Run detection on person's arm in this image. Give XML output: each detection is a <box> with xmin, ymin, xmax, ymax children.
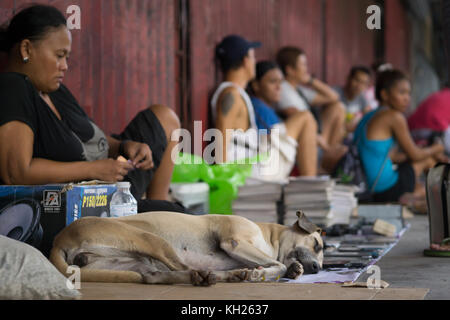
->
<box><xmin>391</xmin><ymin>112</ymin><xmax>444</xmax><ymax>161</ymax></box>
<box><xmin>0</xmin><ymin>121</ymin><xmax>134</xmax><ymax>185</ymax></box>
<box><xmin>107</xmin><ymin>136</ymin><xmax>154</xmax><ymax>170</ymax></box>
<box><xmin>308</xmin><ymin>77</ymin><xmax>340</xmax><ymax>107</ymax></box>
<box><xmin>107</xmin><ymin>136</ymin><xmax>121</xmax><ymax>159</ymax></box>
<box><xmin>363</xmin><ymin>105</ymin><xmax>372</xmax><ymax>114</ymax></box>
<box><xmin>215</xmin><ymin>88</ymin><xmax>243</xmax><ymax>163</ymax></box>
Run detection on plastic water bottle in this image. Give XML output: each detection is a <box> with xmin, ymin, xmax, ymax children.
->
<box><xmin>109</xmin><ymin>182</ymin><xmax>138</xmax><ymax>217</ymax></box>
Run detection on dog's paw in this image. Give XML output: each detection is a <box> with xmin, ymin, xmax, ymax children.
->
<box><xmin>248</xmin><ymin>267</ymin><xmax>265</xmax><ymax>282</ymax></box>
<box><xmin>285</xmin><ymin>261</ymin><xmax>304</xmax><ymax>279</ymax></box>
<box><xmin>190</xmin><ymin>270</ymin><xmax>217</xmax><ymax>286</ymax></box>
<box><xmin>227</xmin><ymin>269</ymin><xmax>252</xmax><ymax>282</ymax></box>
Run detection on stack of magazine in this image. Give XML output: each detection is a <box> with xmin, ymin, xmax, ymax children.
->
<box><xmin>232</xmin><ymin>177</ymin><xmax>284</xmax><ymax>223</ymax></box>
<box><xmin>283</xmin><ymin>176</ymin><xmax>358</xmax><ymax>227</ymax></box>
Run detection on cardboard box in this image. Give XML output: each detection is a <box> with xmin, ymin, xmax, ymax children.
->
<box><xmin>0</xmin><ymin>182</ymin><xmax>117</xmax><ymax>257</ymax></box>
<box><xmin>78</xmin><ymin>282</ymin><xmax>430</xmax><ymax>300</ymax></box>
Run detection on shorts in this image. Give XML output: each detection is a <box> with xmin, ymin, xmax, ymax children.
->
<box><xmin>252</xmin><ymin>123</ymin><xmax>297</xmax><ymax>182</ymax></box>
<box><xmin>113</xmin><ymin>108</ymin><xmax>186</xmax><ymax>213</ymax></box>
<box><xmin>373</xmin><ymin>162</ymin><xmax>416</xmax><ymax>203</ymax></box>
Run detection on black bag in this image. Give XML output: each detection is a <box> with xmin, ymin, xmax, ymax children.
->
<box><xmin>332</xmin><ymin>142</ymin><xmax>371</xmax><ymax>201</ymax></box>
<box><xmin>426</xmin><ymin>163</ymin><xmax>450</xmax><ymax>245</ymax></box>
<box><xmin>332</xmin><ymin>138</ymin><xmax>390</xmax><ymax>202</ymax></box>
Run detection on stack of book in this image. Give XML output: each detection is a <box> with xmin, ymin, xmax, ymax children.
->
<box><xmin>232</xmin><ymin>178</ymin><xmax>283</xmax><ymax>223</ymax></box>
<box><xmin>283</xmin><ymin>176</ymin><xmax>334</xmax><ymax>225</ymax></box>
<box><xmin>283</xmin><ymin>177</ymin><xmax>358</xmax><ymax>227</ymax></box>
<box><xmin>327</xmin><ymin>184</ymin><xmax>359</xmax><ymax>226</ymax></box>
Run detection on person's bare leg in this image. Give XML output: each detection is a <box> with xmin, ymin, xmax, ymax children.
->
<box><xmin>145</xmin><ymin>104</ymin><xmax>181</xmax><ymax>200</ymax></box>
<box><xmin>319</xmin><ymin>101</ymin><xmax>346</xmax><ymax>147</ymax></box>
<box><xmin>412</xmin><ymin>156</ymin><xmax>436</xmax><ymax>195</ymax></box>
<box><xmin>320</xmin><ymin>144</ymin><xmax>349</xmax><ymax>174</ymax></box>
<box><xmin>283</xmin><ymin>111</ymin><xmax>318</xmax><ymax>176</ymax></box>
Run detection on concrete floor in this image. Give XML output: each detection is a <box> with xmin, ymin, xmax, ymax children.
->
<box><xmin>356</xmin><ymin>215</ymin><xmax>450</xmax><ymax>300</ymax></box>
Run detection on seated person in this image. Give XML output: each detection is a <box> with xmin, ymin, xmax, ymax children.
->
<box><xmin>0</xmin><ymin>5</ymin><xmax>184</xmax><ymax>213</ymax></box>
<box><xmin>335</xmin><ymin>66</ymin><xmax>372</xmax><ymax>134</ymax></box>
<box><xmin>354</xmin><ymin>69</ymin><xmax>445</xmax><ymax>203</ymax></box>
<box><xmin>408</xmin><ymin>85</ymin><xmax>450</xmax><ymax>156</ymax></box>
<box><xmin>275</xmin><ymin>46</ymin><xmax>346</xmax><ymax>151</ymax></box>
<box><xmin>211</xmin><ymin>35</ymin><xmax>316</xmax><ymax>180</ymax></box>
<box><xmin>248</xmin><ymin>61</ymin><xmax>317</xmax><ymax>176</ymax></box>
<box><xmin>364</xmin><ymin>62</ymin><xmax>393</xmax><ymax>111</ymax></box>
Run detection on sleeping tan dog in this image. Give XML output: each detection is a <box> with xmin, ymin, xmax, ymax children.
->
<box><xmin>50</xmin><ymin>210</ymin><xmax>323</xmax><ymax>286</ymax></box>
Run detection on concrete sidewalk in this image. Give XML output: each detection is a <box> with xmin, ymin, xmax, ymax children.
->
<box><xmin>356</xmin><ymin>215</ymin><xmax>450</xmax><ymax>300</ymax></box>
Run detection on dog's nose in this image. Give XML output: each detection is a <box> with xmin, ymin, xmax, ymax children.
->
<box><xmin>302</xmin><ymin>261</ymin><xmax>320</xmax><ymax>274</ymax></box>
<box><xmin>311</xmin><ymin>261</ymin><xmax>320</xmax><ymax>274</ymax></box>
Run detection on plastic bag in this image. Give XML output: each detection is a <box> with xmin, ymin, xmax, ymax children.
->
<box><xmin>171</xmin><ymin>153</ymin><xmax>253</xmax><ymax>214</ymax></box>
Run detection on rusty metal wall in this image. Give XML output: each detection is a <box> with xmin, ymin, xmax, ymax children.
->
<box><xmin>0</xmin><ymin>0</ymin><xmax>178</xmax><ymax>135</ymax></box>
<box><xmin>325</xmin><ymin>0</ymin><xmax>377</xmax><ymax>86</ymax></box>
<box><xmin>188</xmin><ymin>0</ymin><xmax>325</xmax><ymax>128</ymax></box>
<box><xmin>0</xmin><ymin>0</ymin><xmax>410</xmax><ymax>137</ymax></box>
<box><xmin>385</xmin><ymin>0</ymin><xmax>411</xmax><ymax>73</ymax></box>
<box><xmin>188</xmin><ymin>0</ymin><xmax>380</xmax><ymax>128</ymax></box>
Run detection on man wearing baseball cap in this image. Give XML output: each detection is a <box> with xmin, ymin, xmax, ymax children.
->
<box><xmin>211</xmin><ymin>34</ymin><xmax>262</xmax><ymax>164</ymax></box>
<box><xmin>211</xmin><ymin>35</ymin><xmax>315</xmax><ymax>180</ymax></box>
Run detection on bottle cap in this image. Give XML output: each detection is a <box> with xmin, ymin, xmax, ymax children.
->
<box><xmin>116</xmin><ymin>181</ymin><xmax>131</xmax><ymax>188</ymax></box>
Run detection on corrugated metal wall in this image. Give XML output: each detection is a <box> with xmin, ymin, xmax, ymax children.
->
<box><xmin>325</xmin><ymin>0</ymin><xmax>377</xmax><ymax>85</ymax></box>
<box><xmin>0</xmin><ymin>0</ymin><xmax>411</xmax><ymax>137</ymax></box>
<box><xmin>189</xmin><ymin>0</ymin><xmax>380</xmax><ymax>128</ymax></box>
<box><xmin>0</xmin><ymin>0</ymin><xmax>177</xmax><ymax>135</ymax></box>
<box><xmin>189</xmin><ymin>0</ymin><xmax>324</xmax><ymax>128</ymax></box>
<box><xmin>385</xmin><ymin>0</ymin><xmax>411</xmax><ymax>74</ymax></box>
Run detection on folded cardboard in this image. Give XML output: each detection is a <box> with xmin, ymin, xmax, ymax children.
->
<box><xmin>78</xmin><ymin>282</ymin><xmax>429</xmax><ymax>300</ymax></box>
<box><xmin>0</xmin><ymin>182</ymin><xmax>117</xmax><ymax>257</ymax></box>
<box><xmin>373</xmin><ymin>219</ymin><xmax>397</xmax><ymax>237</ymax></box>
<box><xmin>357</xmin><ymin>204</ymin><xmax>404</xmax><ymax>234</ymax></box>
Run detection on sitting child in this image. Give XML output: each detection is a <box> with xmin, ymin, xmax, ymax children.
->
<box><xmin>354</xmin><ymin>69</ymin><xmax>445</xmax><ymax>203</ymax></box>
<box><xmin>248</xmin><ymin>61</ymin><xmax>318</xmax><ymax>177</ymax></box>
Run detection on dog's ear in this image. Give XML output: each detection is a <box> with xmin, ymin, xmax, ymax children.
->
<box><xmin>296</xmin><ymin>210</ymin><xmax>321</xmax><ymax>234</ymax></box>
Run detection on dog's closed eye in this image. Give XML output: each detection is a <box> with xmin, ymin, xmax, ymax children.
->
<box><xmin>314</xmin><ymin>238</ymin><xmax>323</xmax><ymax>253</ymax></box>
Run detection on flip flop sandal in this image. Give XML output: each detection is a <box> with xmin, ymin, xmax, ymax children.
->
<box><xmin>424</xmin><ymin>238</ymin><xmax>450</xmax><ymax>257</ymax></box>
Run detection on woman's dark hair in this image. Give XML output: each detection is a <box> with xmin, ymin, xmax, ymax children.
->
<box><xmin>0</xmin><ymin>4</ymin><xmax>67</xmax><ymax>53</ymax></box>
<box><xmin>247</xmin><ymin>61</ymin><xmax>280</xmax><ymax>95</ymax></box>
<box><xmin>375</xmin><ymin>69</ymin><xmax>409</xmax><ymax>102</ymax></box>
<box><xmin>255</xmin><ymin>61</ymin><xmax>280</xmax><ymax>81</ymax></box>
<box><xmin>276</xmin><ymin>46</ymin><xmax>305</xmax><ymax>76</ymax></box>
<box><xmin>349</xmin><ymin>65</ymin><xmax>371</xmax><ymax>79</ymax></box>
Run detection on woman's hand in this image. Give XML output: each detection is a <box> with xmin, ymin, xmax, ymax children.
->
<box><xmin>300</xmin><ymin>73</ymin><xmax>313</xmax><ymax>86</ymax></box>
<box><xmin>122</xmin><ymin>141</ymin><xmax>154</xmax><ymax>170</ymax></box>
<box><xmin>89</xmin><ymin>158</ymin><xmax>135</xmax><ymax>182</ymax></box>
<box><xmin>431</xmin><ymin>139</ymin><xmax>448</xmax><ymax>162</ymax></box>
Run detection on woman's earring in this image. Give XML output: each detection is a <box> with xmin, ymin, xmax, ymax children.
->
<box><xmin>23</xmin><ymin>57</ymin><xmax>29</xmax><ymax>63</ymax></box>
